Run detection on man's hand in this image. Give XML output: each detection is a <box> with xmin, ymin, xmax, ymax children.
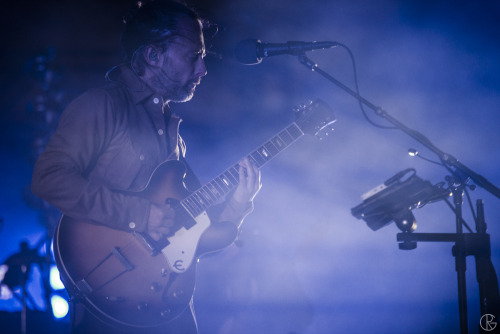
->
<box><xmin>232</xmin><ymin>157</ymin><xmax>261</xmax><ymax>205</ymax></box>
<box><xmin>147</xmin><ymin>202</ymin><xmax>175</xmax><ymax>241</ymax></box>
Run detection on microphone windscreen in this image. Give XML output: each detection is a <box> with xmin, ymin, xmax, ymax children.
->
<box><xmin>234</xmin><ymin>39</ymin><xmax>262</xmax><ymax>65</ymax></box>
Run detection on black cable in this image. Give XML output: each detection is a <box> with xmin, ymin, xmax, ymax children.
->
<box><xmin>464</xmin><ymin>187</ymin><xmax>478</xmax><ymax>228</ymax></box>
<box><xmin>335</xmin><ymin>42</ymin><xmax>397</xmax><ymax>130</ymax></box>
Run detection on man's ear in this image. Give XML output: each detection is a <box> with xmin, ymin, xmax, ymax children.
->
<box><xmin>144</xmin><ymin>45</ymin><xmax>163</xmax><ymax>67</ymax></box>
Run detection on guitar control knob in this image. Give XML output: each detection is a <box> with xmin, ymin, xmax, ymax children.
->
<box><xmin>160</xmin><ymin>309</ymin><xmax>171</xmax><ymax>317</ymax></box>
<box><xmin>172</xmin><ymin>289</ymin><xmax>184</xmax><ymax>298</ymax></box>
<box><xmin>105</xmin><ymin>296</ymin><xmax>124</xmax><ymax>303</ymax></box>
<box><xmin>137</xmin><ymin>302</ymin><xmax>149</xmax><ymax>311</ymax></box>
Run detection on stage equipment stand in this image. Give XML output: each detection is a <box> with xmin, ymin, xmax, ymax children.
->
<box><xmin>296</xmin><ymin>52</ymin><xmax>500</xmax><ymax>333</ymax></box>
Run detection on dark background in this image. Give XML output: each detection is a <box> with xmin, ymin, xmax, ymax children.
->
<box><xmin>1</xmin><ymin>0</ymin><xmax>500</xmax><ymax>333</ymax></box>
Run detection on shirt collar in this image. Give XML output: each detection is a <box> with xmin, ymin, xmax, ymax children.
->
<box><xmin>106</xmin><ymin>65</ymin><xmax>159</xmax><ymax>105</ymax></box>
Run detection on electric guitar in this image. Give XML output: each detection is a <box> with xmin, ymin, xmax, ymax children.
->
<box><xmin>53</xmin><ymin>99</ymin><xmax>336</xmax><ymax>329</ymax></box>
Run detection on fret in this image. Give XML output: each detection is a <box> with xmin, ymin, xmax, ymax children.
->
<box><xmin>206</xmin><ymin>182</ymin><xmax>223</xmax><ymax>199</ymax></box>
<box><xmin>287</xmin><ymin>123</ymin><xmax>304</xmax><ymax>139</ymax></box>
<box><xmin>250</xmin><ymin>151</ymin><xmax>267</xmax><ymax>167</ymax></box>
<box><xmin>214</xmin><ymin>176</ymin><xmax>231</xmax><ymax>193</ymax></box>
<box><xmin>263</xmin><ymin>141</ymin><xmax>280</xmax><ymax>156</ymax></box>
<box><xmin>199</xmin><ymin>187</ymin><xmax>215</xmax><ymax>204</ymax></box>
<box><xmin>183</xmin><ymin>197</ymin><xmax>201</xmax><ymax>215</ymax></box>
<box><xmin>204</xmin><ymin>185</ymin><xmax>217</xmax><ymax>201</ymax></box>
<box><xmin>191</xmin><ymin>193</ymin><xmax>207</xmax><ymax>211</ymax></box>
<box><xmin>191</xmin><ymin>206</ymin><xmax>202</xmax><ymax>217</ymax></box>
<box><xmin>197</xmin><ymin>191</ymin><xmax>210</xmax><ymax>208</ymax></box>
<box><xmin>270</xmin><ymin>136</ymin><xmax>286</xmax><ymax>151</ymax></box>
<box><xmin>224</xmin><ymin>169</ymin><xmax>238</xmax><ymax>184</ymax></box>
<box><xmin>209</xmin><ymin>179</ymin><xmax>224</xmax><ymax>194</ymax></box>
<box><xmin>181</xmin><ymin>201</ymin><xmax>196</xmax><ymax>217</ymax></box>
<box><xmin>247</xmin><ymin>154</ymin><xmax>259</xmax><ymax>166</ymax></box>
<box><xmin>257</xmin><ymin>145</ymin><xmax>274</xmax><ymax>160</ymax></box>
<box><xmin>278</xmin><ymin>129</ymin><xmax>294</xmax><ymax>145</ymax></box>
<box><xmin>186</xmin><ymin>195</ymin><xmax>203</xmax><ymax>215</ymax></box>
<box><xmin>219</xmin><ymin>174</ymin><xmax>233</xmax><ymax>188</ymax></box>
<box><xmin>216</xmin><ymin>173</ymin><xmax>236</xmax><ymax>194</ymax></box>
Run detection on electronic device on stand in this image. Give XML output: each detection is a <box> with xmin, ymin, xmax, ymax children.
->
<box><xmin>296</xmin><ymin>48</ymin><xmax>500</xmax><ymax>334</ymax></box>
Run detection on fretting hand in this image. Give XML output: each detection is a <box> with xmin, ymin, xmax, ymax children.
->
<box><xmin>231</xmin><ymin>157</ymin><xmax>261</xmax><ymax>206</ymax></box>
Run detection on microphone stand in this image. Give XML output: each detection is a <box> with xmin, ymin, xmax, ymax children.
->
<box><xmin>296</xmin><ymin>53</ymin><xmax>500</xmax><ymax>333</ymax></box>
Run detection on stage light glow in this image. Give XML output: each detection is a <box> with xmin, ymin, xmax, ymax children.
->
<box><xmin>408</xmin><ymin>148</ymin><xmax>418</xmax><ymax>157</ymax></box>
<box><xmin>50</xmin><ymin>238</ymin><xmax>55</xmax><ymax>259</ymax></box>
<box><xmin>49</xmin><ymin>265</ymin><xmax>65</xmax><ymax>290</ymax></box>
<box><xmin>0</xmin><ymin>284</ymin><xmax>13</xmax><ymax>300</ymax></box>
<box><xmin>0</xmin><ymin>264</ymin><xmax>7</xmax><ymax>281</ymax></box>
<box><xmin>50</xmin><ymin>294</ymin><xmax>69</xmax><ymax>319</ymax></box>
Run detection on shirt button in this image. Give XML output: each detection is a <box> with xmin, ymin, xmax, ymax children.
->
<box><xmin>139</xmin><ymin>155</ymin><xmax>145</xmax><ymax>161</ymax></box>
<box><xmin>129</xmin><ymin>222</ymin><xmax>136</xmax><ymax>229</ymax></box>
<box><xmin>153</xmin><ymin>97</ymin><xmax>160</xmax><ymax>104</ymax></box>
<box><xmin>158</xmin><ymin>129</ymin><xmax>164</xmax><ymax>135</ymax></box>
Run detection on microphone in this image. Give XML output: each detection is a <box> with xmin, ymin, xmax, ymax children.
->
<box><xmin>234</xmin><ymin>38</ymin><xmax>338</xmax><ymax>65</ymax></box>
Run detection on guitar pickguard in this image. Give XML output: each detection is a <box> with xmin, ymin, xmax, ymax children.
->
<box><xmin>161</xmin><ymin>211</ymin><xmax>211</xmax><ymax>273</ymax></box>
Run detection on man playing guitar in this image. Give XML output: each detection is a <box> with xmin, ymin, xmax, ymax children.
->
<box><xmin>31</xmin><ymin>1</ymin><xmax>261</xmax><ymax>333</ymax></box>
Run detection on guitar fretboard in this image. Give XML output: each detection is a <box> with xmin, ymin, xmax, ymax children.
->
<box><xmin>181</xmin><ymin>122</ymin><xmax>304</xmax><ymax>217</ymax></box>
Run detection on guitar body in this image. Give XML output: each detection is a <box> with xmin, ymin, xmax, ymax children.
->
<box><xmin>54</xmin><ymin>160</ymin><xmax>237</xmax><ymax>329</ymax></box>
<box><xmin>53</xmin><ymin>99</ymin><xmax>336</xmax><ymax>329</ymax></box>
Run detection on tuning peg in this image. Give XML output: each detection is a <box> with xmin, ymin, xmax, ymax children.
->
<box><xmin>293</xmin><ymin>100</ymin><xmax>313</xmax><ymax>111</ymax></box>
<box><xmin>293</xmin><ymin>99</ymin><xmax>314</xmax><ymax>119</ymax></box>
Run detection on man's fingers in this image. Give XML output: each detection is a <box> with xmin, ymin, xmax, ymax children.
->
<box><xmin>239</xmin><ymin>158</ymin><xmax>258</xmax><ymax>181</ymax></box>
<box><xmin>150</xmin><ymin>231</ymin><xmax>162</xmax><ymax>242</ymax></box>
<box><xmin>235</xmin><ymin>158</ymin><xmax>261</xmax><ymax>202</ymax></box>
<box><xmin>148</xmin><ymin>203</ymin><xmax>176</xmax><ymax>241</ymax></box>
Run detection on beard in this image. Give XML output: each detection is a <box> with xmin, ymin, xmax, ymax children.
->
<box><xmin>152</xmin><ymin>67</ymin><xmax>200</xmax><ymax>103</ymax></box>
<box><xmin>168</xmin><ymin>81</ymin><xmax>198</xmax><ymax>103</ymax></box>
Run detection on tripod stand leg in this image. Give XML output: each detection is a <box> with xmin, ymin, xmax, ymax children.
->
<box><xmin>476</xmin><ymin>257</ymin><xmax>500</xmax><ymax>332</ymax></box>
<box><xmin>454</xmin><ymin>239</ymin><xmax>469</xmax><ymax>334</ymax></box>
<box><xmin>475</xmin><ymin>199</ymin><xmax>500</xmax><ymax>332</ymax></box>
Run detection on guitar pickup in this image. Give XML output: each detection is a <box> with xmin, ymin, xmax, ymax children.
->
<box><xmin>134</xmin><ymin>232</ymin><xmax>170</xmax><ymax>256</ymax></box>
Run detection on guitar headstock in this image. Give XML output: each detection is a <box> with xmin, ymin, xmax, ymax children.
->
<box><xmin>295</xmin><ymin>99</ymin><xmax>336</xmax><ymax>139</ymax></box>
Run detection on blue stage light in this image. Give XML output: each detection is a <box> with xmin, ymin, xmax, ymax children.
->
<box><xmin>50</xmin><ymin>294</ymin><xmax>69</xmax><ymax>319</ymax></box>
<box><xmin>49</xmin><ymin>265</ymin><xmax>65</xmax><ymax>290</ymax></box>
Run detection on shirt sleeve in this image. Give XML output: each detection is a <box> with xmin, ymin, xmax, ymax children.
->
<box><xmin>31</xmin><ymin>88</ymin><xmax>150</xmax><ymax>233</ymax></box>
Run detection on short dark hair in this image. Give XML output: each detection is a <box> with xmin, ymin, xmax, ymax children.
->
<box><xmin>121</xmin><ymin>0</ymin><xmax>201</xmax><ymax>61</ymax></box>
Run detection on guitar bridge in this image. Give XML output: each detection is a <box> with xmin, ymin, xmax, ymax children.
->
<box><xmin>74</xmin><ymin>246</ymin><xmax>136</xmax><ymax>294</ymax></box>
<box><xmin>111</xmin><ymin>247</ymin><xmax>135</xmax><ymax>271</ymax></box>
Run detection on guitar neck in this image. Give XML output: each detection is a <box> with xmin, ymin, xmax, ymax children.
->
<box><xmin>181</xmin><ymin>122</ymin><xmax>304</xmax><ymax>217</ymax></box>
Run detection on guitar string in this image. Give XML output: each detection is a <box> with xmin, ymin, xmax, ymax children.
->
<box><xmin>182</xmin><ymin>123</ymin><xmax>303</xmax><ymax>218</ymax></box>
<box><xmin>90</xmin><ymin>121</ymin><xmax>307</xmax><ymax>287</ymax></box>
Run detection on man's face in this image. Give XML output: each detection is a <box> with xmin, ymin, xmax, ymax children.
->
<box><xmin>159</xmin><ymin>18</ymin><xmax>207</xmax><ymax>103</ymax></box>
